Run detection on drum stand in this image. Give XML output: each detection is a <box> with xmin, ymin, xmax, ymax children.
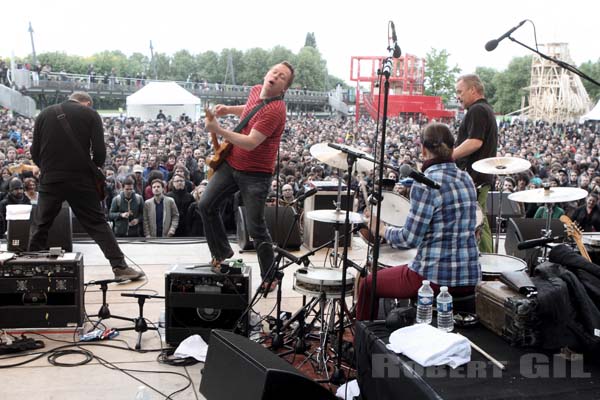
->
<box><xmin>493</xmin><ymin>177</ymin><xmax>507</xmax><ymax>254</ymax></box>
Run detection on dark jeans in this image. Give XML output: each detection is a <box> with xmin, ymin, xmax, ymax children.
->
<box><xmin>29</xmin><ymin>181</ymin><xmax>127</xmax><ymax>268</ymax></box>
<box><xmin>198</xmin><ymin>162</ymin><xmax>273</xmax><ymax>278</ymax></box>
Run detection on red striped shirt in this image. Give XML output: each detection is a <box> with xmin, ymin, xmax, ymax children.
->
<box><xmin>226</xmin><ymin>85</ymin><xmax>286</xmax><ymax>174</ymax></box>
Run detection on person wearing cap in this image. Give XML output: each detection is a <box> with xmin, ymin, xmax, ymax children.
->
<box><xmin>0</xmin><ymin>178</ymin><xmax>31</xmax><ymax>238</ymax></box>
<box><xmin>29</xmin><ymin>91</ymin><xmax>144</xmax><ymax>281</ymax></box>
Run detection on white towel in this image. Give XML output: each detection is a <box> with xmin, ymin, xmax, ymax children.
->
<box><xmin>386</xmin><ymin>324</ymin><xmax>471</xmax><ymax>368</ymax></box>
<box><xmin>174</xmin><ymin>334</ymin><xmax>209</xmax><ymax>362</ymax></box>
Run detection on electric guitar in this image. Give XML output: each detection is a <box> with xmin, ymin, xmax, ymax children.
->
<box><xmin>204</xmin><ymin>107</ymin><xmax>233</xmax><ymax>178</ymax></box>
<box><xmin>560</xmin><ymin>214</ymin><xmax>591</xmax><ymax>262</ymax></box>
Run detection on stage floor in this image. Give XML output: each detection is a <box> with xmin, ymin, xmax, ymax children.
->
<box><xmin>0</xmin><ymin>235</ymin><xmax>509</xmax><ymax>399</ymax></box>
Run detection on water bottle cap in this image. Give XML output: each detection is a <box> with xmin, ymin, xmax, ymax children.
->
<box><xmin>422</xmin><ymin>280</ymin><xmax>430</xmax><ymax>285</ymax></box>
<box><xmin>440</xmin><ymin>286</ymin><xmax>448</xmax><ymax>292</ymax></box>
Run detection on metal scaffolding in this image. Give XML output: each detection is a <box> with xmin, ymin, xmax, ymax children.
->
<box><xmin>527</xmin><ymin>43</ymin><xmax>591</xmax><ymax>122</ymax></box>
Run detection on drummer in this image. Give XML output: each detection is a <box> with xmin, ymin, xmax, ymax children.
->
<box><xmin>356</xmin><ymin>123</ymin><xmax>481</xmax><ymax>320</ymax></box>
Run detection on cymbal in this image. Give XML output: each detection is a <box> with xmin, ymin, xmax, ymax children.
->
<box><xmin>309</xmin><ymin>143</ymin><xmax>372</xmax><ymax>172</ymax></box>
<box><xmin>508</xmin><ymin>187</ymin><xmax>588</xmax><ymax>204</ymax></box>
<box><xmin>306</xmin><ymin>209</ymin><xmax>365</xmax><ymax>224</ymax></box>
<box><xmin>472</xmin><ymin>157</ymin><xmax>531</xmax><ymax>175</ymax></box>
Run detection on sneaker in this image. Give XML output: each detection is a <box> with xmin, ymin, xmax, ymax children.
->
<box><xmin>113</xmin><ymin>266</ymin><xmax>145</xmax><ymax>281</ymax></box>
<box><xmin>260</xmin><ymin>279</ymin><xmax>279</xmax><ymax>293</ymax></box>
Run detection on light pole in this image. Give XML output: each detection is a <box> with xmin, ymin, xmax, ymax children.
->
<box><xmin>28</xmin><ymin>22</ymin><xmax>37</xmax><ymax>66</ymax></box>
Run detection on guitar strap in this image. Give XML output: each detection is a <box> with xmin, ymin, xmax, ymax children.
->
<box><xmin>232</xmin><ymin>94</ymin><xmax>284</xmax><ymax>133</ymax></box>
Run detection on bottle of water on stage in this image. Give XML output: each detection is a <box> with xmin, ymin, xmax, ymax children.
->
<box><xmin>436</xmin><ymin>286</ymin><xmax>454</xmax><ymax>332</ymax></box>
<box><xmin>416</xmin><ymin>280</ymin><xmax>433</xmax><ymax>324</ymax></box>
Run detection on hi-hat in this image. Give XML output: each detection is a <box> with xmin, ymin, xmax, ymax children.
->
<box><xmin>309</xmin><ymin>143</ymin><xmax>372</xmax><ymax>172</ymax></box>
<box><xmin>307</xmin><ymin>209</ymin><xmax>365</xmax><ymax>224</ymax></box>
<box><xmin>508</xmin><ymin>187</ymin><xmax>588</xmax><ymax>204</ymax></box>
<box><xmin>472</xmin><ymin>157</ymin><xmax>531</xmax><ymax>175</ymax></box>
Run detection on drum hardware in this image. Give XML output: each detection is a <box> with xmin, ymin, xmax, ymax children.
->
<box><xmin>508</xmin><ymin>185</ymin><xmax>587</xmax><ymax>263</ymax></box>
<box><xmin>479</xmin><ymin>253</ymin><xmax>527</xmax><ymax>281</ymax></box>
<box><xmin>473</xmin><ymin>156</ymin><xmax>531</xmax><ymax>254</ymax></box>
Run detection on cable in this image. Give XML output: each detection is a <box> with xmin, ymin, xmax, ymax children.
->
<box><xmin>48</xmin><ymin>348</ymin><xmax>94</xmax><ymax>366</ymax></box>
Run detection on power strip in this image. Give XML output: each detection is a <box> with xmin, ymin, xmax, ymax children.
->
<box><xmin>0</xmin><ymin>337</ymin><xmax>45</xmax><ymax>354</ymax></box>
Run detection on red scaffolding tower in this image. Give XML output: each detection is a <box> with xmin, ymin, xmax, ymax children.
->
<box><xmin>350</xmin><ymin>55</ymin><xmax>454</xmax><ymax>123</ymax></box>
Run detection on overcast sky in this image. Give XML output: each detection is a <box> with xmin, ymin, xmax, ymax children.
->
<box><xmin>2</xmin><ymin>0</ymin><xmax>598</xmax><ymax>85</ymax></box>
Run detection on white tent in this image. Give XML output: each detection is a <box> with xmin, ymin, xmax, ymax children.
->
<box><xmin>580</xmin><ymin>100</ymin><xmax>600</xmax><ymax>122</ymax></box>
<box><xmin>126</xmin><ymin>81</ymin><xmax>201</xmax><ymax>121</ymax></box>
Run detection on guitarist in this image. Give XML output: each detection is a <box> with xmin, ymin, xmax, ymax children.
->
<box><xmin>200</xmin><ymin>62</ymin><xmax>295</xmax><ymax>293</ymax></box>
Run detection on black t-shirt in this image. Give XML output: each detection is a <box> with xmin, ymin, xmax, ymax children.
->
<box><xmin>456</xmin><ymin>99</ymin><xmax>497</xmax><ymax>187</ymax></box>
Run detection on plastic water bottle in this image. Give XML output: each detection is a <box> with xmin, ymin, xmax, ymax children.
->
<box><xmin>135</xmin><ymin>385</ymin><xmax>151</xmax><ymax>400</ymax></box>
<box><xmin>158</xmin><ymin>308</ymin><xmax>166</xmax><ymax>343</ymax></box>
<box><xmin>436</xmin><ymin>286</ymin><xmax>454</xmax><ymax>332</ymax></box>
<box><xmin>416</xmin><ymin>280</ymin><xmax>434</xmax><ymax>324</ymax></box>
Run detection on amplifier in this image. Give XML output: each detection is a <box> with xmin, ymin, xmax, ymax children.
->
<box><xmin>0</xmin><ymin>253</ymin><xmax>84</xmax><ymax>328</ymax></box>
<box><xmin>165</xmin><ymin>264</ymin><xmax>251</xmax><ymax>345</ymax></box>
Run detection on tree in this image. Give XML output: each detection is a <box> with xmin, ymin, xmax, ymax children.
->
<box><xmin>171</xmin><ymin>50</ymin><xmax>196</xmax><ymax>81</ymax></box>
<box><xmin>90</xmin><ymin>50</ymin><xmax>129</xmax><ymax>76</ymax></box>
<box><xmin>237</xmin><ymin>48</ymin><xmax>270</xmax><ymax>86</ymax></box>
<box><xmin>491</xmin><ymin>55</ymin><xmax>532</xmax><ymax>115</ymax></box>
<box><xmin>580</xmin><ymin>58</ymin><xmax>600</xmax><ymax>102</ymax></box>
<box><xmin>153</xmin><ymin>52</ymin><xmax>172</xmax><ymax>80</ymax></box>
<box><xmin>424</xmin><ymin>48</ymin><xmax>461</xmax><ymax>104</ymax></box>
<box><xmin>304</xmin><ymin>32</ymin><xmax>317</xmax><ymax>48</ymax></box>
<box><xmin>37</xmin><ymin>51</ymin><xmax>86</xmax><ymax>74</ymax></box>
<box><xmin>195</xmin><ymin>51</ymin><xmax>220</xmax><ymax>83</ymax></box>
<box><xmin>295</xmin><ymin>46</ymin><xmax>326</xmax><ymax>91</ymax></box>
<box><xmin>475</xmin><ymin>66</ymin><xmax>498</xmax><ymax>104</ymax></box>
<box><xmin>126</xmin><ymin>53</ymin><xmax>150</xmax><ymax>78</ymax></box>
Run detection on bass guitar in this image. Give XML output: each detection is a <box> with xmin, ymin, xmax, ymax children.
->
<box><xmin>560</xmin><ymin>214</ymin><xmax>591</xmax><ymax>262</ymax></box>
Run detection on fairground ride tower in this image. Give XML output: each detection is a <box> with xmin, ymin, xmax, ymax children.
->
<box><xmin>350</xmin><ymin>55</ymin><xmax>454</xmax><ymax>123</ymax></box>
<box><xmin>527</xmin><ymin>43</ymin><xmax>591</xmax><ymax>122</ymax></box>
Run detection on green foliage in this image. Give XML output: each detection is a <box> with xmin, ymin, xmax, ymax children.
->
<box><xmin>424</xmin><ymin>48</ymin><xmax>461</xmax><ymax>104</ymax></box>
<box><xmin>37</xmin><ymin>51</ymin><xmax>86</xmax><ymax>74</ymax></box>
<box><xmin>580</xmin><ymin>58</ymin><xmax>600</xmax><ymax>102</ymax></box>
<box><xmin>304</xmin><ymin>32</ymin><xmax>317</xmax><ymax>48</ymax></box>
<box><xmin>296</xmin><ymin>46</ymin><xmax>326</xmax><ymax>90</ymax></box>
<box><xmin>474</xmin><ymin>66</ymin><xmax>498</xmax><ymax>104</ymax></box>
<box><xmin>491</xmin><ymin>55</ymin><xmax>532</xmax><ymax>114</ymax></box>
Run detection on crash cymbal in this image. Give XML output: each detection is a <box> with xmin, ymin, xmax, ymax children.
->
<box><xmin>472</xmin><ymin>157</ymin><xmax>531</xmax><ymax>175</ymax></box>
<box><xmin>309</xmin><ymin>143</ymin><xmax>372</xmax><ymax>172</ymax></box>
<box><xmin>508</xmin><ymin>187</ymin><xmax>588</xmax><ymax>204</ymax></box>
<box><xmin>306</xmin><ymin>209</ymin><xmax>365</xmax><ymax>224</ymax></box>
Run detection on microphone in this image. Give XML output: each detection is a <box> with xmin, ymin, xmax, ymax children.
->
<box><xmin>517</xmin><ymin>236</ymin><xmax>563</xmax><ymax>250</ymax></box>
<box><xmin>485</xmin><ymin>20</ymin><xmax>527</xmax><ymax>51</ymax></box>
<box><xmin>327</xmin><ymin>142</ymin><xmax>366</xmax><ymax>159</ymax></box>
<box><xmin>289</xmin><ymin>187</ymin><xmax>318</xmax><ymax>206</ymax></box>
<box><xmin>399</xmin><ymin>164</ymin><xmax>441</xmax><ymax>189</ymax></box>
<box><xmin>273</xmin><ymin>246</ymin><xmax>301</xmax><ymax>264</ymax></box>
<box><xmin>390</xmin><ymin>21</ymin><xmax>402</xmax><ymax>58</ymax></box>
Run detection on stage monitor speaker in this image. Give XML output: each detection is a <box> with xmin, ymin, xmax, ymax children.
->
<box><xmin>7</xmin><ymin>201</ymin><xmax>73</xmax><ymax>252</ymax></box>
<box><xmin>0</xmin><ymin>252</ymin><xmax>84</xmax><ymax>328</ymax></box>
<box><xmin>200</xmin><ymin>330</ymin><xmax>336</xmax><ymax>400</ymax></box>
<box><xmin>165</xmin><ymin>264</ymin><xmax>250</xmax><ymax>345</ymax></box>
<box><xmin>505</xmin><ymin>217</ymin><xmax>564</xmax><ymax>264</ymax></box>
<box><xmin>486</xmin><ymin>191</ymin><xmax>525</xmax><ymax>232</ymax></box>
<box><xmin>303</xmin><ymin>191</ymin><xmax>353</xmax><ymax>249</ymax></box>
<box><xmin>236</xmin><ymin>206</ymin><xmax>302</xmax><ymax>251</ymax></box>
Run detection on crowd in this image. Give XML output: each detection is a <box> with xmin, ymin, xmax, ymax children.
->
<box><xmin>0</xmin><ymin>105</ymin><xmax>599</xmax><ymax>239</ymax></box>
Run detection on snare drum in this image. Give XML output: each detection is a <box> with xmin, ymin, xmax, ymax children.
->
<box><xmin>373</xmin><ymin>191</ymin><xmax>410</xmax><ymax>227</ymax></box>
<box><xmin>479</xmin><ymin>253</ymin><xmax>526</xmax><ymax>281</ymax></box>
<box><xmin>377</xmin><ymin>246</ymin><xmax>417</xmax><ymax>268</ymax></box>
<box><xmin>293</xmin><ymin>267</ymin><xmax>355</xmax><ymax>299</ymax></box>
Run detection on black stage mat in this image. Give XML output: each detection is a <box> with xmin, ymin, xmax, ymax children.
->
<box><xmin>355</xmin><ymin>321</ymin><xmax>600</xmax><ymax>400</ymax></box>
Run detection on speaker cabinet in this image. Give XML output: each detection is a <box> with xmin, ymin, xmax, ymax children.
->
<box><xmin>303</xmin><ymin>191</ymin><xmax>353</xmax><ymax>249</ymax></box>
<box><xmin>165</xmin><ymin>264</ymin><xmax>250</xmax><ymax>345</ymax></box>
<box><xmin>200</xmin><ymin>330</ymin><xmax>336</xmax><ymax>400</ymax></box>
<box><xmin>236</xmin><ymin>206</ymin><xmax>302</xmax><ymax>251</ymax></box>
<box><xmin>7</xmin><ymin>201</ymin><xmax>73</xmax><ymax>252</ymax></box>
<box><xmin>0</xmin><ymin>253</ymin><xmax>84</xmax><ymax>328</ymax></box>
<box><xmin>485</xmin><ymin>191</ymin><xmax>525</xmax><ymax>232</ymax></box>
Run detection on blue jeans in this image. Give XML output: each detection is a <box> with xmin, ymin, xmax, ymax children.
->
<box><xmin>198</xmin><ymin>162</ymin><xmax>273</xmax><ymax>278</ymax></box>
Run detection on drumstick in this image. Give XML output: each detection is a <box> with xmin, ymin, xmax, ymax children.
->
<box><xmin>456</xmin><ymin>333</ymin><xmax>506</xmax><ymax>370</ymax></box>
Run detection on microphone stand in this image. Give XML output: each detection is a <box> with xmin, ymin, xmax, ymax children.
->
<box><xmin>368</xmin><ymin>57</ymin><xmax>393</xmax><ymax>321</ymax></box>
<box><xmin>507</xmin><ymin>36</ymin><xmax>600</xmax><ymax>87</ymax></box>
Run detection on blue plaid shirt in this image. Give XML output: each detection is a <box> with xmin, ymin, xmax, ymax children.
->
<box><xmin>384</xmin><ymin>162</ymin><xmax>481</xmax><ymax>286</ymax></box>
